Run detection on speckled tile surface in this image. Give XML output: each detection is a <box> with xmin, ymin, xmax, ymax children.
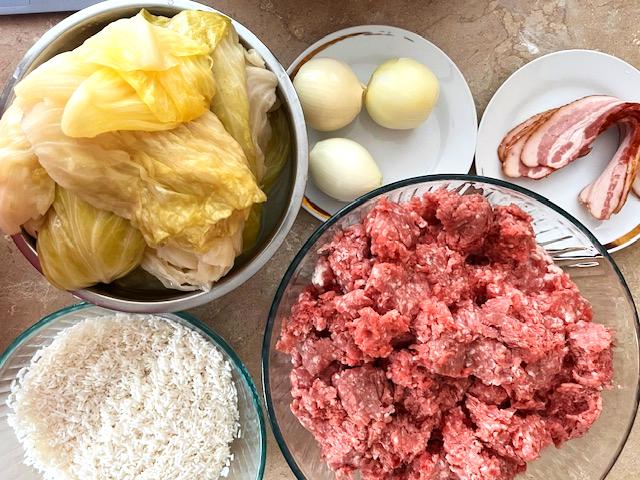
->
<box><xmin>0</xmin><ymin>1</ymin><xmax>638</xmax><ymax>478</ymax></box>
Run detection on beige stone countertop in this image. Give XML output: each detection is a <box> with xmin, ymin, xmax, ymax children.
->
<box><xmin>0</xmin><ymin>1</ymin><xmax>638</xmax><ymax>478</ymax></box>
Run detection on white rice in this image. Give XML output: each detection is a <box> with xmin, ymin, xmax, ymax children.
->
<box><xmin>7</xmin><ymin>314</ymin><xmax>240</xmax><ymax>480</ymax></box>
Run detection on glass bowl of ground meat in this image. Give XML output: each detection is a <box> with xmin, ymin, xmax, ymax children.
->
<box><xmin>262</xmin><ymin>174</ymin><xmax>639</xmax><ymax>480</ymax></box>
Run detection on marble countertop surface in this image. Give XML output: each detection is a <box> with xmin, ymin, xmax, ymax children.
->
<box><xmin>0</xmin><ymin>1</ymin><xmax>638</xmax><ymax>478</ymax></box>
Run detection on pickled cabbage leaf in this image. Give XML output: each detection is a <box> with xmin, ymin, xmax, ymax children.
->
<box><xmin>244</xmin><ymin>48</ymin><xmax>266</xmax><ymax>68</ymax></box>
<box><xmin>37</xmin><ymin>188</ymin><xmax>145</xmax><ymax>291</ymax></box>
<box><xmin>240</xmin><ymin>50</ymin><xmax>282</xmax><ymax>250</ymax></box>
<box><xmin>65</xmin><ymin>68</ymin><xmax>186</xmax><ymax>136</ymax></box>
<box><xmin>142</xmin><ymin>219</ymin><xmax>245</xmax><ymax>292</ymax></box>
<box><xmin>157</xmin><ymin>9</ymin><xmax>231</xmax><ymax>51</ymax></box>
<box><xmin>210</xmin><ymin>26</ymin><xmax>262</xmax><ymax>179</ymax></box>
<box><xmin>13</xmin><ymin>52</ymin><xmax>97</xmax><ymax>110</ymax></box>
<box><xmin>0</xmin><ymin>103</ymin><xmax>54</xmax><ymax>234</ymax></box>
<box><xmin>77</xmin><ymin>11</ymin><xmax>209</xmax><ymax>70</ymax></box>
<box><xmin>242</xmin><ymin>203</ymin><xmax>262</xmax><ymax>251</ymax></box>
<box><xmin>21</xmin><ymin>103</ymin><xmax>265</xmax><ymax>253</ymax></box>
<box><xmin>262</xmin><ymin>107</ymin><xmax>291</xmax><ymax>192</ymax></box>
<box><xmin>246</xmin><ymin>61</ymin><xmax>278</xmax><ymax>172</ymax></box>
<box><xmin>242</xmin><ymin>108</ymin><xmax>291</xmax><ymax>250</ymax></box>
<box><xmin>14</xmin><ymin>9</ymin><xmax>227</xmax><ymax>138</ymax></box>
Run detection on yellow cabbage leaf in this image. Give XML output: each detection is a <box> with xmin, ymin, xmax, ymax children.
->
<box><xmin>246</xmin><ymin>57</ymin><xmax>278</xmax><ymax>176</ymax></box>
<box><xmin>21</xmin><ymin>102</ymin><xmax>266</xmax><ymax>253</ymax></box>
<box><xmin>13</xmin><ymin>52</ymin><xmax>97</xmax><ymax>110</ymax></box>
<box><xmin>210</xmin><ymin>26</ymin><xmax>261</xmax><ymax>179</ymax></box>
<box><xmin>142</xmin><ymin>220</ymin><xmax>245</xmax><ymax>292</ymax></box>
<box><xmin>14</xmin><ymin>9</ymin><xmax>229</xmax><ymax>138</ymax></box>
<box><xmin>148</xmin><ymin>9</ymin><xmax>230</xmax><ymax>51</ymax></box>
<box><xmin>63</xmin><ymin>68</ymin><xmax>181</xmax><ymax>135</ymax></box>
<box><xmin>76</xmin><ymin>11</ymin><xmax>208</xmax><ymax>70</ymax></box>
<box><xmin>37</xmin><ymin>187</ymin><xmax>146</xmax><ymax>291</ymax></box>
<box><xmin>242</xmin><ymin>203</ymin><xmax>262</xmax><ymax>251</ymax></box>
<box><xmin>262</xmin><ymin>108</ymin><xmax>291</xmax><ymax>192</ymax></box>
<box><xmin>0</xmin><ymin>103</ymin><xmax>55</xmax><ymax>234</ymax></box>
<box><xmin>242</xmin><ymin>108</ymin><xmax>291</xmax><ymax>250</ymax></box>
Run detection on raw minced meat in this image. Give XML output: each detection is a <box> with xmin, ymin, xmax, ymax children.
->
<box><xmin>277</xmin><ymin>189</ymin><xmax>613</xmax><ymax>480</ymax></box>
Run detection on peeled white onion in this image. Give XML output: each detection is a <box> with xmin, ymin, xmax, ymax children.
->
<box><xmin>293</xmin><ymin>58</ymin><xmax>364</xmax><ymax>132</ymax></box>
<box><xmin>309</xmin><ymin>138</ymin><xmax>382</xmax><ymax>202</ymax></box>
<box><xmin>365</xmin><ymin>58</ymin><xmax>439</xmax><ymax>130</ymax></box>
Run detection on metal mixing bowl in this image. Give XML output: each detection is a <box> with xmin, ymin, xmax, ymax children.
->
<box><xmin>0</xmin><ymin>0</ymin><xmax>308</xmax><ymax>312</ymax></box>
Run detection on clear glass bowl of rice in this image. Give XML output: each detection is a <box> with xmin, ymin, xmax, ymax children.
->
<box><xmin>0</xmin><ymin>303</ymin><xmax>266</xmax><ymax>480</ymax></box>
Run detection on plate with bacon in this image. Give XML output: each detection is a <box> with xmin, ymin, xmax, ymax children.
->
<box><xmin>476</xmin><ymin>49</ymin><xmax>640</xmax><ymax>251</ymax></box>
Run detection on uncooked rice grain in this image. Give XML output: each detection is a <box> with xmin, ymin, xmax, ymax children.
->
<box><xmin>7</xmin><ymin>314</ymin><xmax>240</xmax><ymax>480</ymax></box>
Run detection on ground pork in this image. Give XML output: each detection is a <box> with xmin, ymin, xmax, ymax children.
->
<box><xmin>277</xmin><ymin>189</ymin><xmax>613</xmax><ymax>480</ymax></box>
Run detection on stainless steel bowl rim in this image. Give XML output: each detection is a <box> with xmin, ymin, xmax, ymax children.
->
<box><xmin>3</xmin><ymin>0</ymin><xmax>308</xmax><ymax>313</ymax></box>
<box><xmin>0</xmin><ymin>302</ymin><xmax>267</xmax><ymax>479</ymax></box>
<box><xmin>261</xmin><ymin>173</ymin><xmax>640</xmax><ymax>480</ymax></box>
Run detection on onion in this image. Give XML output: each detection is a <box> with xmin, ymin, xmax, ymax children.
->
<box><xmin>293</xmin><ymin>58</ymin><xmax>364</xmax><ymax>132</ymax></box>
<box><xmin>309</xmin><ymin>138</ymin><xmax>382</xmax><ymax>202</ymax></box>
<box><xmin>365</xmin><ymin>58</ymin><xmax>439</xmax><ymax>130</ymax></box>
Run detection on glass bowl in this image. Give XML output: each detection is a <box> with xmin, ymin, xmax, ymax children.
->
<box><xmin>262</xmin><ymin>174</ymin><xmax>639</xmax><ymax>480</ymax></box>
<box><xmin>0</xmin><ymin>304</ymin><xmax>266</xmax><ymax>480</ymax></box>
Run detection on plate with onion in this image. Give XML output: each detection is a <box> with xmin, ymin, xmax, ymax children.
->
<box><xmin>288</xmin><ymin>25</ymin><xmax>478</xmax><ymax>220</ymax></box>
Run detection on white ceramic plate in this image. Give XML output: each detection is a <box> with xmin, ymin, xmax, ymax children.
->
<box><xmin>476</xmin><ymin>49</ymin><xmax>640</xmax><ymax>252</ymax></box>
<box><xmin>288</xmin><ymin>25</ymin><xmax>477</xmax><ymax>220</ymax></box>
